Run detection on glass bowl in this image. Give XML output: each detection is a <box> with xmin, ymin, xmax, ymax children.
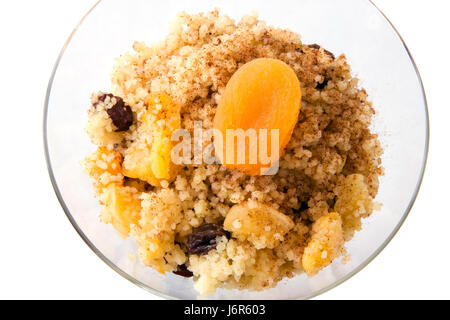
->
<box><xmin>44</xmin><ymin>0</ymin><xmax>429</xmax><ymax>299</ymax></box>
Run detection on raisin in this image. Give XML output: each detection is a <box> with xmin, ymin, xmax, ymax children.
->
<box><xmin>105</xmin><ymin>95</ymin><xmax>133</xmax><ymax>132</ymax></box>
<box><xmin>315</xmin><ymin>77</ymin><xmax>329</xmax><ymax>90</ymax></box>
<box><xmin>293</xmin><ymin>200</ymin><xmax>309</xmax><ymax>214</ymax></box>
<box><xmin>307</xmin><ymin>43</ymin><xmax>321</xmax><ymax>50</ymax></box>
<box><xmin>187</xmin><ymin>224</ymin><xmax>230</xmax><ymax>255</ymax></box>
<box><xmin>173</xmin><ymin>264</ymin><xmax>193</xmax><ymax>278</ymax></box>
<box><xmin>299</xmin><ymin>201</ymin><xmax>309</xmax><ymax>211</ymax></box>
<box><xmin>329</xmin><ymin>196</ymin><xmax>337</xmax><ymax>209</ymax></box>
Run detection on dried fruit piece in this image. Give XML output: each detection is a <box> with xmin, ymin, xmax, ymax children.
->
<box><xmin>224</xmin><ymin>201</ymin><xmax>294</xmax><ymax>249</ymax></box>
<box><xmin>293</xmin><ymin>200</ymin><xmax>309</xmax><ymax>214</ymax></box>
<box><xmin>122</xmin><ymin>93</ymin><xmax>180</xmax><ymax>186</ymax></box>
<box><xmin>173</xmin><ymin>264</ymin><xmax>194</xmax><ymax>278</ymax></box>
<box><xmin>213</xmin><ymin>58</ymin><xmax>302</xmax><ymax>176</ymax></box>
<box><xmin>302</xmin><ymin>212</ymin><xmax>345</xmax><ymax>276</ymax></box>
<box><xmin>307</xmin><ymin>44</ymin><xmax>321</xmax><ymax>50</ymax></box>
<box><xmin>187</xmin><ymin>224</ymin><xmax>230</xmax><ymax>255</ymax></box>
<box><xmin>123</xmin><ymin>144</ymin><xmax>158</xmax><ymax>186</ymax></box>
<box><xmin>150</xmin><ymin>131</ymin><xmax>176</xmax><ymax>180</ymax></box>
<box><xmin>315</xmin><ymin>77</ymin><xmax>329</xmax><ymax>90</ymax></box>
<box><xmin>99</xmin><ymin>184</ymin><xmax>141</xmax><ymax>238</ymax></box>
<box><xmin>105</xmin><ymin>95</ymin><xmax>134</xmax><ymax>131</ymax></box>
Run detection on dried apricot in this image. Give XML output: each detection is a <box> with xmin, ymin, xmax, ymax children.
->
<box><xmin>213</xmin><ymin>58</ymin><xmax>301</xmax><ymax>175</ymax></box>
<box><xmin>99</xmin><ymin>184</ymin><xmax>141</xmax><ymax>238</ymax></box>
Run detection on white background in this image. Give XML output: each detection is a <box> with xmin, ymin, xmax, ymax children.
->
<box><xmin>0</xmin><ymin>0</ymin><xmax>448</xmax><ymax>299</ymax></box>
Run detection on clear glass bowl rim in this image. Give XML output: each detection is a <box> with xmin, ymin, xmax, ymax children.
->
<box><xmin>43</xmin><ymin>0</ymin><xmax>430</xmax><ymax>300</ymax></box>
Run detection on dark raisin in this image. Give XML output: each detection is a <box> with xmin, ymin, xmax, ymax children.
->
<box><xmin>299</xmin><ymin>201</ymin><xmax>309</xmax><ymax>211</ymax></box>
<box><xmin>316</xmin><ymin>77</ymin><xmax>329</xmax><ymax>90</ymax></box>
<box><xmin>106</xmin><ymin>96</ymin><xmax>134</xmax><ymax>132</ymax></box>
<box><xmin>208</xmin><ymin>85</ymin><xmax>215</xmax><ymax>97</ymax></box>
<box><xmin>293</xmin><ymin>200</ymin><xmax>309</xmax><ymax>214</ymax></box>
<box><xmin>187</xmin><ymin>224</ymin><xmax>230</xmax><ymax>255</ymax></box>
<box><xmin>173</xmin><ymin>264</ymin><xmax>194</xmax><ymax>278</ymax></box>
<box><xmin>303</xmin><ymin>218</ymin><xmax>313</xmax><ymax>227</ymax></box>
<box><xmin>329</xmin><ymin>196</ymin><xmax>337</xmax><ymax>209</ymax></box>
<box><xmin>307</xmin><ymin>43</ymin><xmax>321</xmax><ymax>49</ymax></box>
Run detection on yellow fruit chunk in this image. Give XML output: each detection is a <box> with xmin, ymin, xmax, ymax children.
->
<box><xmin>84</xmin><ymin>147</ymin><xmax>123</xmax><ymax>190</ymax></box>
<box><xmin>213</xmin><ymin>58</ymin><xmax>302</xmax><ymax>175</ymax></box>
<box><xmin>122</xmin><ymin>93</ymin><xmax>180</xmax><ymax>186</ymax></box>
<box><xmin>150</xmin><ymin>132</ymin><xmax>175</xmax><ymax>180</ymax></box>
<box><xmin>224</xmin><ymin>201</ymin><xmax>294</xmax><ymax>249</ymax></box>
<box><xmin>122</xmin><ymin>144</ymin><xmax>159</xmax><ymax>186</ymax></box>
<box><xmin>334</xmin><ymin>174</ymin><xmax>374</xmax><ymax>240</ymax></box>
<box><xmin>99</xmin><ymin>184</ymin><xmax>141</xmax><ymax>238</ymax></box>
<box><xmin>302</xmin><ymin>212</ymin><xmax>344</xmax><ymax>276</ymax></box>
